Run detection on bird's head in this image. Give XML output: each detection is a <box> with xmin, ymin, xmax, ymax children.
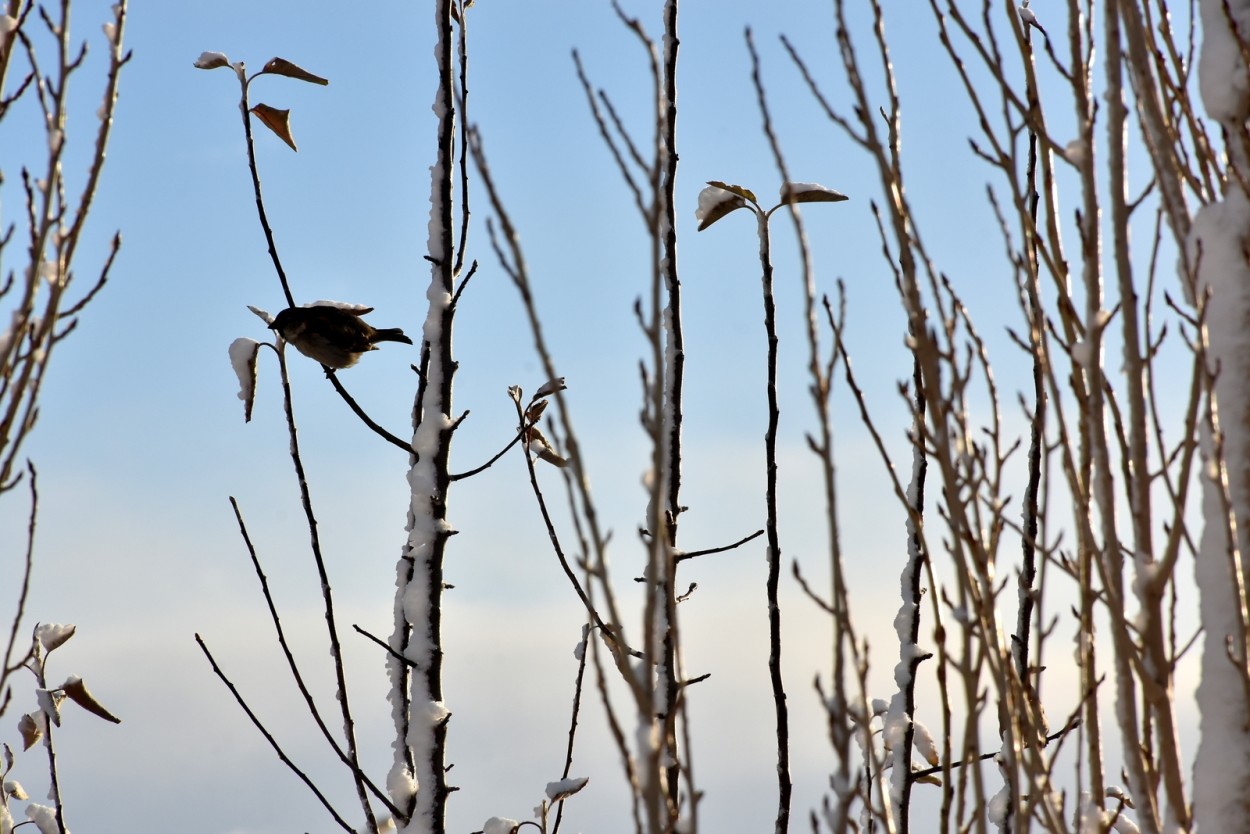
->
<box><xmin>269</xmin><ymin>308</ymin><xmax>297</xmax><ymax>336</ymax></box>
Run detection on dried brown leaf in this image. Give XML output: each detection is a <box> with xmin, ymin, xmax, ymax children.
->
<box><xmin>250</xmin><ymin>103</ymin><xmax>298</xmax><ymax>152</ymax></box>
<box><xmin>525</xmin><ymin>399</ymin><xmax>549</xmax><ymax>424</ymax></box>
<box><xmin>261</xmin><ymin>57</ymin><xmax>329</xmax><ymax>86</ymax></box>
<box><xmin>18</xmin><ymin>713</ymin><xmax>41</xmax><ymax>750</ymax></box>
<box><xmin>707</xmin><ymin>180</ymin><xmax>757</xmax><ymax>203</ymax></box>
<box><xmin>779</xmin><ymin>182</ymin><xmax>849</xmax><ymax>204</ymax></box>
<box><xmin>61</xmin><ymin>676</ymin><xmax>122</xmax><ymax>724</ymax></box>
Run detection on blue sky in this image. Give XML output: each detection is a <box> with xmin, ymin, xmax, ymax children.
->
<box><xmin>0</xmin><ymin>1</ymin><xmax>1204</xmax><ymax>832</ymax></box>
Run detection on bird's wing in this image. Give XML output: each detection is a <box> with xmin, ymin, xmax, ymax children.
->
<box><xmin>304</xmin><ymin>306</ymin><xmax>377</xmax><ymax>351</ymax></box>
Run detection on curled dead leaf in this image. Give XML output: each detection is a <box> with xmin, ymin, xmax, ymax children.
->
<box><xmin>62</xmin><ymin>676</ymin><xmax>122</xmax><ymax>724</ymax></box>
<box><xmin>193</xmin><ymin>51</ymin><xmax>231</xmax><ymax>70</ymax></box>
<box><xmin>229</xmin><ymin>338</ymin><xmax>261</xmax><ymax>422</ymax></box>
<box><xmin>525</xmin><ymin>399</ymin><xmax>549</xmax><ymax>424</ymax></box>
<box><xmin>261</xmin><ymin>57</ymin><xmax>329</xmax><ymax>86</ymax></box>
<box><xmin>34</xmin><ymin>623</ymin><xmax>75</xmax><ymax>653</ymax></box>
<box><xmin>779</xmin><ymin>181</ymin><xmax>849</xmax><ymax>204</ymax></box>
<box><xmin>696</xmin><ymin>182</ymin><xmax>751</xmax><ymax>231</ymax></box>
<box><xmin>532</xmin><ymin>377</ymin><xmax>567</xmax><ymax>399</ymax></box>
<box><xmin>526</xmin><ymin>425</ymin><xmax>569</xmax><ymax>468</ymax></box>
<box><xmin>18</xmin><ymin>713</ymin><xmax>41</xmax><ymax>750</ymax></box>
<box><xmin>36</xmin><ymin>689</ymin><xmax>64</xmax><ymax>727</ymax></box>
<box><xmin>536</xmin><ymin>447</ymin><xmax>570</xmax><ymax>468</ymax></box>
<box><xmin>250</xmin><ymin>103</ymin><xmax>298</xmax><ymax>151</ymax></box>
<box><xmin>707</xmin><ymin>180</ymin><xmax>757</xmax><ymax>204</ymax></box>
<box><xmin>545</xmin><ymin>776</ymin><xmax>589</xmax><ymax>802</ymax></box>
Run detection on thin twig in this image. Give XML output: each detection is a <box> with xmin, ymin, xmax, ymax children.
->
<box><xmin>674</xmin><ymin>529</ymin><xmax>764</xmax><ymax>562</ymax></box>
<box><xmin>449</xmin><ymin>430</ymin><xmax>522</xmax><ymax>481</ymax></box>
<box><xmin>274</xmin><ymin>345</ymin><xmax>377</xmax><ymax>832</ymax></box>
<box><xmin>0</xmin><ymin>462</ymin><xmax>38</xmax><ymax>706</ymax></box>
<box><xmin>324</xmin><ymin>371</ymin><xmax>417</xmax><ymax>455</ymax></box>
<box><xmin>353</xmin><ymin>623</ymin><xmax>418</xmax><ymax>669</ymax></box>
<box><xmin>228</xmin><ymin>497</ymin><xmax>402</xmax><ymax>820</ymax></box>
<box><xmin>911</xmin><ymin>720</ymin><xmax>1081</xmax><ymax>781</ymax></box>
<box><xmin>552</xmin><ymin>621</ymin><xmax>592</xmax><ymax>834</ymax></box>
<box><xmin>745</xmin><ymin>30</ymin><xmax>791</xmax><ymax>834</ymax></box>
<box><xmin>195</xmin><ymin>634</ymin><xmax>355</xmax><ymax>832</ymax></box>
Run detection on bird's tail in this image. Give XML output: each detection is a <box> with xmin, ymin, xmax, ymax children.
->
<box><xmin>373</xmin><ymin>328</ymin><xmax>414</xmax><ymax>345</ymax></box>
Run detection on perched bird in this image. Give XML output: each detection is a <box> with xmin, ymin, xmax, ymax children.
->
<box><xmin>270</xmin><ymin>303</ymin><xmax>413</xmax><ymax>369</ymax></box>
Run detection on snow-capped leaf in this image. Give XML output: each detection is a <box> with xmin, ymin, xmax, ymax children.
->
<box><xmin>573</xmin><ymin>623</ymin><xmax>589</xmax><ymax>660</ymax></box>
<box><xmin>248</xmin><ymin>305</ymin><xmax>274</xmax><ymax>326</ymax></box>
<box><xmin>193</xmin><ymin>51</ymin><xmax>231</xmax><ymax>70</ymax></box>
<box><xmin>911</xmin><ymin>718</ymin><xmax>939</xmax><ymax>765</ymax></box>
<box><xmin>545</xmin><ymin>776</ymin><xmax>589</xmax><ymax>802</ymax></box>
<box><xmin>61</xmin><ymin>676</ymin><xmax>122</xmax><ymax>724</ymax></box>
<box><xmin>527</xmin><ymin>426</ymin><xmax>569</xmax><ymax>468</ymax></box>
<box><xmin>1104</xmin><ymin>785</ymin><xmax>1135</xmax><ymax>807</ymax></box>
<box><xmin>1063</xmin><ymin>138</ymin><xmax>1087</xmax><ymax>166</ymax></box>
<box><xmin>779</xmin><ymin>181</ymin><xmax>849</xmax><ymax>205</ymax></box>
<box><xmin>24</xmin><ymin>804</ymin><xmax>58</xmax><ymax>834</ymax></box>
<box><xmin>250</xmin><ymin>103</ymin><xmax>298</xmax><ymax>151</ymax></box>
<box><xmin>261</xmin><ymin>57</ymin><xmax>329</xmax><ymax>86</ymax></box>
<box><xmin>3</xmin><ymin>779</ymin><xmax>27</xmax><ymax>800</ymax></box>
<box><xmin>536</xmin><ymin>447</ymin><xmax>570</xmax><ymax>468</ymax></box>
<box><xmin>532</xmin><ymin>377</ymin><xmax>566</xmax><ymax>399</ymax></box>
<box><xmin>707</xmin><ymin>180</ymin><xmax>757</xmax><ymax>203</ymax></box>
<box><xmin>482</xmin><ymin>818</ymin><xmax>519</xmax><ymax>834</ymax></box>
<box><xmin>450</xmin><ymin>0</ymin><xmax>476</xmax><ymax>23</ymax></box>
<box><xmin>696</xmin><ymin>183</ymin><xmax>750</xmax><ymax>231</ymax></box>
<box><xmin>35</xmin><ymin>690</ymin><xmax>64</xmax><ymax>727</ymax></box>
<box><xmin>1111</xmin><ymin>814</ymin><xmax>1141</xmax><ymax>834</ymax></box>
<box><xmin>34</xmin><ymin>623</ymin><xmax>75</xmax><ymax>653</ymax></box>
<box><xmin>1019</xmin><ymin>1</ymin><xmax>1048</xmax><ymax>35</ymax></box>
<box><xmin>17</xmin><ymin>713</ymin><xmax>41</xmax><ymax>750</ymax></box>
<box><xmin>229</xmin><ymin>338</ymin><xmax>261</xmax><ymax>423</ymax></box>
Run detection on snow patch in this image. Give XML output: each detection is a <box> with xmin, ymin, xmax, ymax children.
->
<box><xmin>1198</xmin><ymin>0</ymin><xmax>1250</xmax><ymax>122</ymax></box>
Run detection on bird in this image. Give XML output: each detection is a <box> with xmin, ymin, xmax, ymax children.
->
<box><xmin>270</xmin><ymin>304</ymin><xmax>413</xmax><ymax>369</ymax></box>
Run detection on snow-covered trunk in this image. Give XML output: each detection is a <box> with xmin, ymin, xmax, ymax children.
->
<box><xmin>653</xmin><ymin>5</ymin><xmax>687</xmax><ymax>827</ymax></box>
<box><xmin>390</xmin><ymin>2</ymin><xmax>458</xmax><ymax>831</ymax></box>
<box><xmin>1191</xmin><ymin>190</ymin><xmax>1250</xmax><ymax>830</ymax></box>
<box><xmin>1192</xmin><ymin>1</ymin><xmax>1250</xmax><ymax>829</ymax></box>
<box><xmin>1191</xmin><ymin>187</ymin><xmax>1250</xmax><ymax>829</ymax></box>
<box><xmin>656</xmin><ymin>3</ymin><xmax>684</xmax><ymax>826</ymax></box>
